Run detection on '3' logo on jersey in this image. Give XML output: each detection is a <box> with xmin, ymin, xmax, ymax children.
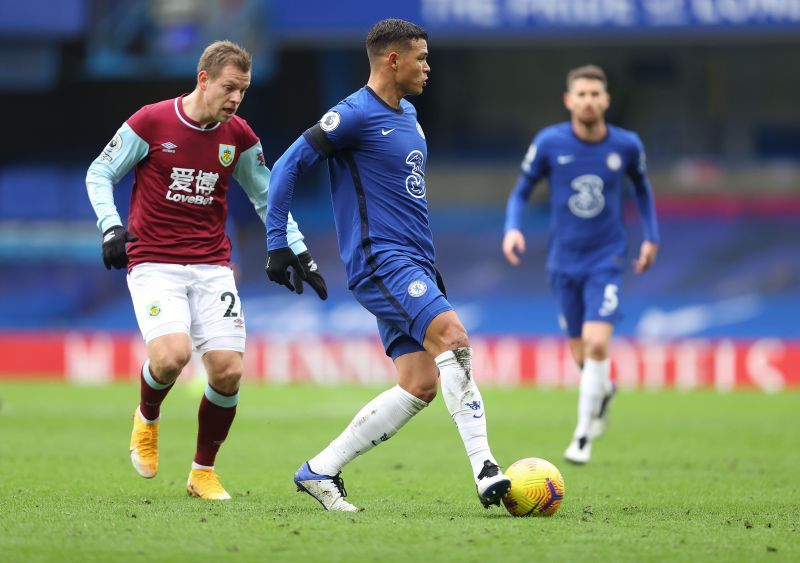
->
<box><xmin>568</xmin><ymin>174</ymin><xmax>605</xmax><ymax>218</ymax></box>
<box><xmin>405</xmin><ymin>150</ymin><xmax>426</xmax><ymax>199</ymax></box>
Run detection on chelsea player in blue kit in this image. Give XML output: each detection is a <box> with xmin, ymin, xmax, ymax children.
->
<box><xmin>266</xmin><ymin>19</ymin><xmax>510</xmax><ymax>512</ymax></box>
<box><xmin>503</xmin><ymin>65</ymin><xmax>660</xmax><ymax>465</ymax></box>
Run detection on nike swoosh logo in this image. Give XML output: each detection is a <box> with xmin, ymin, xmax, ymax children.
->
<box><xmin>381</xmin><ymin>128</ymin><xmax>396</xmax><ymax>136</ymax></box>
<box><xmin>473</xmin><ymin>412</ymin><xmax>485</xmax><ymax>419</ymax></box>
<box><xmin>557</xmin><ymin>155</ymin><xmax>575</xmax><ymax>165</ymax></box>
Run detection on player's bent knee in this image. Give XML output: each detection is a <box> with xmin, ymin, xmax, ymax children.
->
<box><xmin>425</xmin><ymin>311</ymin><xmax>468</xmax><ymax>352</ymax></box>
<box><xmin>147</xmin><ymin>334</ymin><xmax>192</xmax><ymax>379</ymax></box>
<box><xmin>441</xmin><ymin>328</ymin><xmax>469</xmax><ymax>351</ymax></box>
<box><xmin>213</xmin><ymin>372</ymin><xmax>242</xmax><ymax>394</ymax></box>
<box><xmin>412</xmin><ymin>385</ymin><xmax>437</xmax><ymax>404</ymax></box>
<box><xmin>584</xmin><ymin>341</ymin><xmax>609</xmax><ymax>360</ymax></box>
<box><xmin>427</xmin><ymin>325</ymin><xmax>469</xmax><ymax>352</ymax></box>
<box><xmin>149</xmin><ymin>352</ymin><xmax>192</xmax><ymax>380</ymax></box>
<box><xmin>207</xmin><ymin>360</ymin><xmax>243</xmax><ymax>394</ymax></box>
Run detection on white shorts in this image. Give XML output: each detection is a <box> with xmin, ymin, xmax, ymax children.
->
<box><xmin>127</xmin><ymin>263</ymin><xmax>246</xmax><ymax>354</ymax></box>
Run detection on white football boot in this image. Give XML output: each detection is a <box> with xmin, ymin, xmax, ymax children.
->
<box><xmin>564</xmin><ymin>436</ymin><xmax>592</xmax><ymax>464</ymax></box>
<box><xmin>293</xmin><ymin>462</ymin><xmax>359</xmax><ymax>512</ymax></box>
<box><xmin>475</xmin><ymin>460</ymin><xmax>512</xmax><ymax>508</ymax></box>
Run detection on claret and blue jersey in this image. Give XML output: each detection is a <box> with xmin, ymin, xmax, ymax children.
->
<box><xmin>505</xmin><ymin>122</ymin><xmax>660</xmax><ymax>275</ymax></box>
<box><xmin>268</xmin><ymin>86</ymin><xmax>434</xmax><ymax>288</ymax></box>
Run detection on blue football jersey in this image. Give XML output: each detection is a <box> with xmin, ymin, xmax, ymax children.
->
<box><xmin>505</xmin><ymin>122</ymin><xmax>659</xmax><ymax>274</ymax></box>
<box><xmin>268</xmin><ymin>87</ymin><xmax>434</xmax><ymax>287</ymax></box>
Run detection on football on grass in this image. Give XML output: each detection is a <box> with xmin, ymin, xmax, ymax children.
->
<box><xmin>502</xmin><ymin>457</ymin><xmax>565</xmax><ymax>517</ymax></box>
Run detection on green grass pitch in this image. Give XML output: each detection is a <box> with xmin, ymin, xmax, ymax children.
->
<box><xmin>1</xmin><ymin>381</ymin><xmax>798</xmax><ymax>562</ymax></box>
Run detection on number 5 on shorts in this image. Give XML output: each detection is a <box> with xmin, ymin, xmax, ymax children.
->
<box><xmin>599</xmin><ymin>284</ymin><xmax>618</xmax><ymax>317</ymax></box>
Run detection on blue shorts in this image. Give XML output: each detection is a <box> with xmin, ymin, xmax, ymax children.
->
<box><xmin>351</xmin><ymin>257</ymin><xmax>453</xmax><ymax>360</ymax></box>
<box><xmin>548</xmin><ymin>269</ymin><xmax>623</xmax><ymax>338</ymax></box>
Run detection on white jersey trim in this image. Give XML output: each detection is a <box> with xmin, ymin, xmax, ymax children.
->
<box><xmin>173</xmin><ymin>97</ymin><xmax>221</xmax><ymax>132</ymax></box>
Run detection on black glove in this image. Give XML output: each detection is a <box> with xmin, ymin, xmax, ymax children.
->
<box><xmin>266</xmin><ymin>247</ymin><xmax>304</xmax><ymax>292</ymax></box>
<box><xmin>292</xmin><ymin>251</ymin><xmax>328</xmax><ymax>300</ymax></box>
<box><xmin>102</xmin><ymin>226</ymin><xmax>138</xmax><ymax>270</ymax></box>
<box><xmin>266</xmin><ymin>248</ymin><xmax>328</xmax><ymax>300</ymax></box>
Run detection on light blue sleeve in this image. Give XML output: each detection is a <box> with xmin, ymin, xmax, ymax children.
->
<box><xmin>85</xmin><ymin>123</ymin><xmax>149</xmax><ymax>233</ymax></box>
<box><xmin>233</xmin><ymin>141</ymin><xmax>307</xmax><ymax>255</ymax></box>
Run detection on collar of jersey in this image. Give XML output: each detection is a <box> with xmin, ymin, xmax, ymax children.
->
<box><xmin>174</xmin><ymin>95</ymin><xmax>222</xmax><ymax>132</ymax></box>
<box><xmin>364</xmin><ymin>86</ymin><xmax>404</xmax><ymax>114</ymax></box>
<box><xmin>568</xmin><ymin>121</ymin><xmax>609</xmax><ymax>145</ymax></box>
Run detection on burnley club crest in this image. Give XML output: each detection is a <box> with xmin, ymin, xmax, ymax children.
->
<box><xmin>219</xmin><ymin>144</ymin><xmax>236</xmax><ymax>167</ymax></box>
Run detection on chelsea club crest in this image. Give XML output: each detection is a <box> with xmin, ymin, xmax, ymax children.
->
<box><xmin>606</xmin><ymin>152</ymin><xmax>622</xmax><ymax>171</ymax></box>
<box><xmin>408</xmin><ymin>280</ymin><xmax>428</xmax><ymax>297</ymax></box>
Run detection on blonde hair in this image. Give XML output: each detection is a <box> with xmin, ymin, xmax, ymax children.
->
<box><xmin>197</xmin><ymin>40</ymin><xmax>252</xmax><ymax>78</ymax></box>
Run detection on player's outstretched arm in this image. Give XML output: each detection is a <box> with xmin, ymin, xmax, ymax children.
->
<box><xmin>503</xmin><ymin>170</ymin><xmax>539</xmax><ymax>266</ymax></box>
<box><xmin>627</xmin><ymin>134</ymin><xmax>660</xmax><ymax>271</ymax></box>
<box><xmin>265</xmin><ymin>135</ymin><xmax>328</xmax><ymax>299</ymax></box>
<box><xmin>234</xmin><ymin>141</ymin><xmax>308</xmax><ymax>254</ymax></box>
<box><xmin>633</xmin><ymin>240</ymin><xmax>658</xmax><ymax>274</ymax></box>
<box><xmin>266</xmin><ymin>136</ymin><xmax>321</xmax><ymax>252</ymax></box>
<box><xmin>504</xmin><ymin>136</ymin><xmax>546</xmax><ymax>266</ymax></box>
<box><xmin>503</xmin><ymin>229</ymin><xmax>527</xmax><ymax>266</ymax></box>
<box><xmin>86</xmin><ymin>122</ymin><xmax>148</xmax><ymax>270</ymax></box>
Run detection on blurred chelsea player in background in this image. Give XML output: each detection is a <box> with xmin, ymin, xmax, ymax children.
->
<box><xmin>266</xmin><ymin>18</ymin><xmax>511</xmax><ymax>512</ymax></box>
<box><xmin>503</xmin><ymin>65</ymin><xmax>660</xmax><ymax>465</ymax></box>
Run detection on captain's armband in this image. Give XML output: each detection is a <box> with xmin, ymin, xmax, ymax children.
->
<box><xmin>302</xmin><ymin>124</ymin><xmax>338</xmax><ymax>159</ymax></box>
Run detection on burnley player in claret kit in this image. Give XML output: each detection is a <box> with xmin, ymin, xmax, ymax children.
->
<box><xmin>266</xmin><ymin>19</ymin><xmax>511</xmax><ymax>512</ymax></box>
<box><xmin>86</xmin><ymin>40</ymin><xmax>327</xmax><ymax>500</ymax></box>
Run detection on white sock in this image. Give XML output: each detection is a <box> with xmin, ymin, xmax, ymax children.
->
<box><xmin>574</xmin><ymin>358</ymin><xmax>610</xmax><ymax>439</ymax></box>
<box><xmin>191</xmin><ymin>462</ymin><xmax>214</xmax><ymax>471</ymax></box>
<box><xmin>136</xmin><ymin>407</ymin><xmax>158</xmax><ymax>425</ymax></box>
<box><xmin>436</xmin><ymin>348</ymin><xmax>496</xmax><ymax>480</ymax></box>
<box><xmin>309</xmin><ymin>385</ymin><xmax>427</xmax><ymax>476</ymax></box>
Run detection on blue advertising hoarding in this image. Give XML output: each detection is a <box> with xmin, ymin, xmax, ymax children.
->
<box><xmin>0</xmin><ymin>0</ymin><xmax>86</xmax><ymax>38</ymax></box>
<box><xmin>273</xmin><ymin>0</ymin><xmax>800</xmax><ymax>39</ymax></box>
